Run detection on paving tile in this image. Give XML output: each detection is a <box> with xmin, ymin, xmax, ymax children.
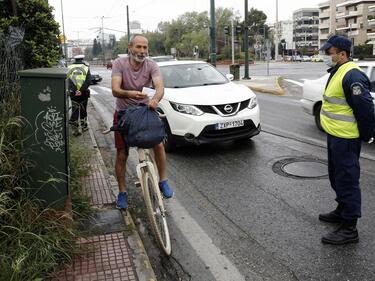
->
<box><xmin>49</xmin><ymin>129</ymin><xmax>139</xmax><ymax>281</ymax></box>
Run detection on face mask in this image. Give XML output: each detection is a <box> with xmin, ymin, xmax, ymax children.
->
<box><xmin>323</xmin><ymin>55</ymin><xmax>337</xmax><ymax>67</ymax></box>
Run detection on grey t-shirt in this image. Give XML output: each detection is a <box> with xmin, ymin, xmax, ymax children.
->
<box><xmin>111</xmin><ymin>57</ymin><xmax>161</xmax><ymax>111</ymax></box>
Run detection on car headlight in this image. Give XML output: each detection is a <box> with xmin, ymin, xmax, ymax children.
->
<box><xmin>170</xmin><ymin>102</ymin><xmax>204</xmax><ymax>116</ymax></box>
<box><xmin>248</xmin><ymin>96</ymin><xmax>257</xmax><ymax>109</ymax></box>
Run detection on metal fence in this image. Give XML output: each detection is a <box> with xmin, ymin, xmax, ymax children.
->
<box><xmin>0</xmin><ymin>33</ymin><xmax>23</xmax><ymax>104</ymax></box>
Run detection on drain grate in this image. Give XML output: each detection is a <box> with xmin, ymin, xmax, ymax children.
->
<box><xmin>272</xmin><ymin>157</ymin><xmax>328</xmax><ymax>179</ymax></box>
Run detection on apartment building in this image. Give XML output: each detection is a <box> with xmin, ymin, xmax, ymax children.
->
<box><xmin>336</xmin><ymin>0</ymin><xmax>375</xmax><ymax>46</ymax></box>
<box><xmin>318</xmin><ymin>0</ymin><xmax>345</xmax><ymax>47</ymax></box>
<box><xmin>293</xmin><ymin>8</ymin><xmax>320</xmax><ymax>54</ymax></box>
<box><xmin>276</xmin><ymin>20</ymin><xmax>294</xmax><ymax>51</ymax></box>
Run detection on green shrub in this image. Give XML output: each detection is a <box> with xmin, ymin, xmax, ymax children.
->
<box><xmin>0</xmin><ymin>75</ymin><xmax>93</xmax><ymax>281</ymax></box>
<box><xmin>0</xmin><ymin>0</ymin><xmax>61</xmax><ymax>69</ymax></box>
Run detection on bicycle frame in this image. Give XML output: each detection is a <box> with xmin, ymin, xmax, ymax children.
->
<box><xmin>135</xmin><ymin>148</ymin><xmax>166</xmax><ymax>215</ymax></box>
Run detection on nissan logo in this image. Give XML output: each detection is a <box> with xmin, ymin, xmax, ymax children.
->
<box><xmin>224</xmin><ymin>104</ymin><xmax>233</xmax><ymax>113</ymax></box>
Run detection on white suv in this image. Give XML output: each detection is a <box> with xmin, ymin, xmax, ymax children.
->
<box><xmin>301</xmin><ymin>61</ymin><xmax>375</xmax><ymax>131</ymax></box>
<box><xmin>156</xmin><ymin>61</ymin><xmax>260</xmax><ymax>151</ymax></box>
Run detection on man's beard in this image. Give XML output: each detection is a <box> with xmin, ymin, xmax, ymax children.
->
<box><xmin>130</xmin><ymin>50</ymin><xmax>146</xmax><ymax>63</ymax></box>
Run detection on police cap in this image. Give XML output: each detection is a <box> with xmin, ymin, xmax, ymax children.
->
<box><xmin>320</xmin><ymin>35</ymin><xmax>352</xmax><ymax>52</ymax></box>
<box><xmin>74</xmin><ymin>54</ymin><xmax>85</xmax><ymax>60</ymax></box>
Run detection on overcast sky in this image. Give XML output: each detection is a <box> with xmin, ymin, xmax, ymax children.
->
<box><xmin>49</xmin><ymin>0</ymin><xmax>323</xmax><ymax>41</ymax></box>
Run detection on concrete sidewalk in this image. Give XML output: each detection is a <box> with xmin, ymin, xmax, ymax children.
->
<box><xmin>51</xmin><ymin>126</ymin><xmax>156</xmax><ymax>281</ymax></box>
<box><xmin>235</xmin><ymin>75</ymin><xmax>284</xmax><ymax>95</ymax></box>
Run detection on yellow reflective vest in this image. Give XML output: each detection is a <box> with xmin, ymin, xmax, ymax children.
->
<box><xmin>320</xmin><ymin>61</ymin><xmax>360</xmax><ymax>139</ymax></box>
<box><xmin>67</xmin><ymin>63</ymin><xmax>89</xmax><ymax>91</ymax></box>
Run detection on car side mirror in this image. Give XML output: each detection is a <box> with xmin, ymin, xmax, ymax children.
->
<box><xmin>226</xmin><ymin>73</ymin><xmax>234</xmax><ymax>81</ymax></box>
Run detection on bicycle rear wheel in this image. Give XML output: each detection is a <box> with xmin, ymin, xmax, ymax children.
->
<box><xmin>142</xmin><ymin>167</ymin><xmax>171</xmax><ymax>256</ymax></box>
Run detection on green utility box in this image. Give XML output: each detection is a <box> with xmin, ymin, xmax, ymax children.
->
<box><xmin>19</xmin><ymin>68</ymin><xmax>69</xmax><ymax>209</ymax></box>
<box><xmin>229</xmin><ymin>64</ymin><xmax>240</xmax><ymax>81</ymax></box>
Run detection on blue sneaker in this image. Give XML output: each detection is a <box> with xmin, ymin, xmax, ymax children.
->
<box><xmin>159</xmin><ymin>180</ymin><xmax>174</xmax><ymax>198</ymax></box>
<box><xmin>117</xmin><ymin>192</ymin><xmax>128</xmax><ymax>209</ymax></box>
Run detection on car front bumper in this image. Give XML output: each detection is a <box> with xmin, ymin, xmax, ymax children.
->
<box><xmin>300</xmin><ymin>98</ymin><xmax>314</xmax><ymax>115</ymax></box>
<box><xmin>162</xmin><ymin>102</ymin><xmax>261</xmax><ymax>144</ymax></box>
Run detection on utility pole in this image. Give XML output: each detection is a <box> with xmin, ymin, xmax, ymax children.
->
<box><xmin>274</xmin><ymin>0</ymin><xmax>279</xmax><ymax>61</ymax></box>
<box><xmin>210</xmin><ymin>0</ymin><xmax>216</xmax><ymax>66</ymax></box>
<box><xmin>60</xmin><ymin>0</ymin><xmax>68</xmax><ymax>60</ymax></box>
<box><xmin>100</xmin><ymin>16</ymin><xmax>110</xmax><ymax>63</ymax></box>
<box><xmin>243</xmin><ymin>0</ymin><xmax>250</xmax><ymax>79</ymax></box>
<box><xmin>127</xmin><ymin>5</ymin><xmax>130</xmax><ymax>43</ymax></box>
<box><xmin>231</xmin><ymin>19</ymin><xmax>235</xmax><ymax>64</ymax></box>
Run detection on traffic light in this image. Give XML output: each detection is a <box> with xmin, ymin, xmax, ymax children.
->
<box><xmin>224</xmin><ymin>26</ymin><xmax>230</xmax><ymax>35</ymax></box>
<box><xmin>235</xmin><ymin>25</ymin><xmax>243</xmax><ymax>35</ymax></box>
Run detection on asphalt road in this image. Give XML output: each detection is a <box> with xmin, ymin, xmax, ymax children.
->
<box><xmin>88</xmin><ymin>65</ymin><xmax>375</xmax><ymax>281</ymax></box>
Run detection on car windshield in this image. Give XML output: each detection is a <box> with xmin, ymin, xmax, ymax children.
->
<box><xmin>160</xmin><ymin>63</ymin><xmax>228</xmax><ymax>88</ymax></box>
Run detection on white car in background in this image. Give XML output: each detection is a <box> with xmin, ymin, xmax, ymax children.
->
<box><xmin>301</xmin><ymin>61</ymin><xmax>375</xmax><ymax>131</ymax></box>
<box><xmin>302</xmin><ymin>55</ymin><xmax>311</xmax><ymax>62</ymax></box>
<box><xmin>156</xmin><ymin>61</ymin><xmax>260</xmax><ymax>151</ymax></box>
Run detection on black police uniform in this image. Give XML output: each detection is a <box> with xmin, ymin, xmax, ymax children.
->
<box><xmin>325</xmin><ymin>64</ymin><xmax>374</xmax><ymax>219</ymax></box>
<box><xmin>319</xmin><ymin>35</ymin><xmax>375</xmax><ymax>245</ymax></box>
<box><xmin>68</xmin><ymin>60</ymin><xmax>91</xmax><ymax>133</ymax></box>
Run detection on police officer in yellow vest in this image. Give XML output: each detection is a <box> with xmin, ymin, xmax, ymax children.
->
<box><xmin>319</xmin><ymin>35</ymin><xmax>375</xmax><ymax>245</ymax></box>
<box><xmin>67</xmin><ymin>55</ymin><xmax>92</xmax><ymax>136</ymax></box>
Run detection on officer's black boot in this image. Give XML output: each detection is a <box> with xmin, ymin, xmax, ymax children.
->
<box><xmin>321</xmin><ymin>219</ymin><xmax>359</xmax><ymax>245</ymax></box>
<box><xmin>319</xmin><ymin>205</ymin><xmax>344</xmax><ymax>223</ymax></box>
<box><xmin>81</xmin><ymin>118</ymin><xmax>88</xmax><ymax>132</ymax></box>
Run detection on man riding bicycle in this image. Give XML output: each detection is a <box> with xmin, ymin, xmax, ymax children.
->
<box><xmin>111</xmin><ymin>34</ymin><xmax>173</xmax><ymax>209</ymax></box>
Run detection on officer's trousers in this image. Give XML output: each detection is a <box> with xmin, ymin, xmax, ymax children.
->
<box><xmin>327</xmin><ymin>134</ymin><xmax>362</xmax><ymax>220</ymax></box>
<box><xmin>70</xmin><ymin>95</ymin><xmax>88</xmax><ymax>126</ymax></box>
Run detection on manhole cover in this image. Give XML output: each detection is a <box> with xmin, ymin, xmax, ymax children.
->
<box><xmin>272</xmin><ymin>157</ymin><xmax>328</xmax><ymax>179</ymax></box>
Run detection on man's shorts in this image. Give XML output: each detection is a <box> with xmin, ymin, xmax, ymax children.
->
<box><xmin>113</xmin><ymin>111</ymin><xmax>129</xmax><ymax>154</ymax></box>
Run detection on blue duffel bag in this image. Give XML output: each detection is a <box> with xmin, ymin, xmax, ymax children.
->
<box><xmin>112</xmin><ymin>104</ymin><xmax>165</xmax><ymax>148</ymax></box>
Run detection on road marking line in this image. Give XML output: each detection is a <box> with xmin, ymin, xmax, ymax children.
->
<box><xmin>92</xmin><ymin>85</ymin><xmax>112</xmax><ymax>93</ymax></box>
<box><xmin>167</xmin><ymin>198</ymin><xmax>249</xmax><ymax>281</ymax></box>
<box><xmin>284</xmin><ymin>79</ymin><xmax>303</xmax><ymax>87</ymax></box>
<box><xmin>89</xmin><ymin>89</ymin><xmax>113</xmax><ymax>129</ymax></box>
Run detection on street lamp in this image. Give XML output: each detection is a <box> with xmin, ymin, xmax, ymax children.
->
<box><xmin>274</xmin><ymin>0</ymin><xmax>279</xmax><ymax>61</ymax></box>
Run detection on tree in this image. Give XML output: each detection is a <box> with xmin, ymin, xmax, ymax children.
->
<box><xmin>161</xmin><ymin>11</ymin><xmax>209</xmax><ymax>56</ymax></box>
<box><xmin>144</xmin><ymin>31</ymin><xmax>166</xmax><ymax>56</ymax></box>
<box><xmin>244</xmin><ymin>8</ymin><xmax>268</xmax><ymax>47</ymax></box>
<box><xmin>0</xmin><ymin>0</ymin><xmax>61</xmax><ymax>68</ymax></box>
<box><xmin>114</xmin><ymin>36</ymin><xmax>128</xmax><ymax>57</ymax></box>
<box><xmin>92</xmin><ymin>38</ymin><xmax>101</xmax><ymax>57</ymax></box>
<box><xmin>215</xmin><ymin>7</ymin><xmax>240</xmax><ymax>57</ymax></box>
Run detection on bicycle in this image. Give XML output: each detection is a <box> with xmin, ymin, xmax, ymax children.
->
<box><xmin>108</xmin><ymin>112</ymin><xmax>172</xmax><ymax>256</ymax></box>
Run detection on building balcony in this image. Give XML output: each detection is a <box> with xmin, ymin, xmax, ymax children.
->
<box><xmin>336</xmin><ymin>10</ymin><xmax>362</xmax><ymax>19</ymax></box>
<box><xmin>296</xmin><ymin>41</ymin><xmax>319</xmax><ymax>47</ymax></box>
<box><xmin>336</xmin><ymin>26</ymin><xmax>350</xmax><ymax>31</ymax></box>
<box><xmin>319</xmin><ymin>1</ymin><xmax>330</xmax><ymax>8</ymax></box>
<box><xmin>348</xmin><ymin>30</ymin><xmax>360</xmax><ymax>36</ymax></box>
<box><xmin>319</xmin><ymin>23</ymin><xmax>330</xmax><ymax>29</ymax></box>
<box><xmin>369</xmin><ymin>5</ymin><xmax>375</xmax><ymax>13</ymax></box>
<box><xmin>295</xmin><ymin>24</ymin><xmax>319</xmax><ymax>29</ymax></box>
<box><xmin>369</xmin><ymin>19</ymin><xmax>375</xmax><ymax>26</ymax></box>
<box><xmin>349</xmin><ymin>23</ymin><xmax>359</xmax><ymax>29</ymax></box>
<box><xmin>319</xmin><ymin>33</ymin><xmax>330</xmax><ymax>40</ymax></box>
<box><xmin>295</xmin><ymin>16</ymin><xmax>320</xmax><ymax>21</ymax></box>
<box><xmin>367</xmin><ymin>32</ymin><xmax>375</xmax><ymax>40</ymax></box>
<box><xmin>319</xmin><ymin>11</ymin><xmax>330</xmax><ymax>18</ymax></box>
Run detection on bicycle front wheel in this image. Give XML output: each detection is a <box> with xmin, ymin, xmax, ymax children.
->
<box><xmin>142</xmin><ymin>168</ymin><xmax>171</xmax><ymax>256</ymax></box>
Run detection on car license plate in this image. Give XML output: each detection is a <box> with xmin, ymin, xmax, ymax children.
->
<box><xmin>215</xmin><ymin>120</ymin><xmax>244</xmax><ymax>130</ymax></box>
